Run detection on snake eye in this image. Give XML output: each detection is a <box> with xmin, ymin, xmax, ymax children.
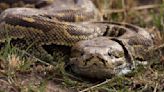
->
<box><xmin>108</xmin><ymin>50</ymin><xmax>124</xmax><ymax>58</ymax></box>
<box><xmin>112</xmin><ymin>51</ymin><xmax>124</xmax><ymax>58</ymax></box>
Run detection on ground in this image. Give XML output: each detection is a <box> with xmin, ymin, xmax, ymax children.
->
<box><xmin>0</xmin><ymin>0</ymin><xmax>164</xmax><ymax>92</ymax></box>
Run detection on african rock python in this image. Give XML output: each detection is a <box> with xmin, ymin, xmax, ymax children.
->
<box><xmin>0</xmin><ymin>0</ymin><xmax>161</xmax><ymax>79</ymax></box>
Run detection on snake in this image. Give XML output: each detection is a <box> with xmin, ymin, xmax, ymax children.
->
<box><xmin>0</xmin><ymin>0</ymin><xmax>162</xmax><ymax>79</ymax></box>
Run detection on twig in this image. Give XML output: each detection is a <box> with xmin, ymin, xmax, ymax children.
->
<box><xmin>79</xmin><ymin>78</ymin><xmax>112</xmax><ymax>92</ymax></box>
<box><xmin>122</xmin><ymin>0</ymin><xmax>127</xmax><ymax>21</ymax></box>
<box><xmin>148</xmin><ymin>43</ymin><xmax>164</xmax><ymax>54</ymax></box>
<box><xmin>15</xmin><ymin>48</ymin><xmax>51</xmax><ymax>66</ymax></box>
<box><xmin>153</xmin><ymin>83</ymin><xmax>158</xmax><ymax>92</ymax></box>
<box><xmin>104</xmin><ymin>4</ymin><xmax>163</xmax><ymax>14</ymax></box>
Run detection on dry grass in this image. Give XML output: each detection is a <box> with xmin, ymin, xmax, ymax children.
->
<box><xmin>0</xmin><ymin>0</ymin><xmax>164</xmax><ymax>92</ymax></box>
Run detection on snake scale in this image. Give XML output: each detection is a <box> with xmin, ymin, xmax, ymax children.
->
<box><xmin>0</xmin><ymin>0</ymin><xmax>162</xmax><ymax>79</ymax></box>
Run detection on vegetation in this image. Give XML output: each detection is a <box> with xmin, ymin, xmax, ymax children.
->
<box><xmin>0</xmin><ymin>0</ymin><xmax>164</xmax><ymax>92</ymax></box>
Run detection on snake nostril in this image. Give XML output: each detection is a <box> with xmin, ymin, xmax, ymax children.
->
<box><xmin>114</xmin><ymin>54</ymin><xmax>119</xmax><ymax>58</ymax></box>
<box><xmin>108</xmin><ymin>52</ymin><xmax>112</xmax><ymax>56</ymax></box>
<box><xmin>81</xmin><ymin>52</ymin><xmax>84</xmax><ymax>56</ymax></box>
<box><xmin>93</xmin><ymin>63</ymin><xmax>97</xmax><ymax>66</ymax></box>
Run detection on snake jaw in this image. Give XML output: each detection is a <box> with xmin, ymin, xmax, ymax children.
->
<box><xmin>69</xmin><ymin>37</ymin><xmax>132</xmax><ymax>79</ymax></box>
<box><xmin>0</xmin><ymin>0</ymin><xmax>156</xmax><ymax>80</ymax></box>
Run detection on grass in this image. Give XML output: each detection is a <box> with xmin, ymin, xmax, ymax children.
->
<box><xmin>0</xmin><ymin>0</ymin><xmax>164</xmax><ymax>92</ymax></box>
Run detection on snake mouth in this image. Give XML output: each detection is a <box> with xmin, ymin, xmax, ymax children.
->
<box><xmin>69</xmin><ymin>54</ymin><xmax>130</xmax><ymax>79</ymax></box>
<box><xmin>68</xmin><ymin>37</ymin><xmax>134</xmax><ymax>79</ymax></box>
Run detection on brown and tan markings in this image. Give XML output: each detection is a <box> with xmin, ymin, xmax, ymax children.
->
<box><xmin>0</xmin><ymin>0</ymin><xmax>163</xmax><ymax>79</ymax></box>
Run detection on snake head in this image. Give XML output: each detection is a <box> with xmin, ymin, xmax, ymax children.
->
<box><xmin>69</xmin><ymin>37</ymin><xmax>132</xmax><ymax>79</ymax></box>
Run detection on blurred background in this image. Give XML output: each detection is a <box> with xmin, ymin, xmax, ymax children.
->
<box><xmin>0</xmin><ymin>0</ymin><xmax>163</xmax><ymax>92</ymax></box>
